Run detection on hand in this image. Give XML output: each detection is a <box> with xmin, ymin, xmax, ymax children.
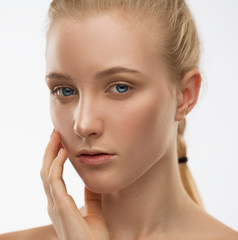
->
<box><xmin>40</xmin><ymin>131</ymin><xmax>110</xmax><ymax>240</ymax></box>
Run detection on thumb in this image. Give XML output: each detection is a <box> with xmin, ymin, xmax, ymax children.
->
<box><xmin>84</xmin><ymin>186</ymin><xmax>104</xmax><ymax>219</ymax></box>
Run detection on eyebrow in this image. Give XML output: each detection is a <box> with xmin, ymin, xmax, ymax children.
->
<box><xmin>95</xmin><ymin>66</ymin><xmax>141</xmax><ymax>79</ymax></box>
<box><xmin>45</xmin><ymin>66</ymin><xmax>143</xmax><ymax>82</ymax></box>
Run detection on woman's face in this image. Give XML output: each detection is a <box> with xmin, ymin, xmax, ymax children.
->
<box><xmin>46</xmin><ymin>13</ymin><xmax>178</xmax><ymax>193</ymax></box>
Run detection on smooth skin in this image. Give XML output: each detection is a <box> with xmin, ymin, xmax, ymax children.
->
<box><xmin>1</xmin><ymin>12</ymin><xmax>238</xmax><ymax>240</ymax></box>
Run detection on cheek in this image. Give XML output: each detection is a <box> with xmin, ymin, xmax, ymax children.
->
<box><xmin>50</xmin><ymin>100</ymin><xmax>75</xmax><ymax>146</ymax></box>
<box><xmin>50</xmin><ymin>101</ymin><xmax>71</xmax><ymax>129</ymax></box>
<box><xmin>107</xmin><ymin>89</ymin><xmax>176</xmax><ymax>159</ymax></box>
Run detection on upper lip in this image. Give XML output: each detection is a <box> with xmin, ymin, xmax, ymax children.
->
<box><xmin>77</xmin><ymin>149</ymin><xmax>114</xmax><ymax>157</ymax></box>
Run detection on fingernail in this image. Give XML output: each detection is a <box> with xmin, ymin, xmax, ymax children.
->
<box><xmin>58</xmin><ymin>148</ymin><xmax>63</xmax><ymax>155</ymax></box>
<box><xmin>50</xmin><ymin>129</ymin><xmax>55</xmax><ymax>139</ymax></box>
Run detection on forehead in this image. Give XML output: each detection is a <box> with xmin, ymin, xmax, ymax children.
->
<box><xmin>46</xmin><ymin>13</ymin><xmax>167</xmax><ymax>83</ymax></box>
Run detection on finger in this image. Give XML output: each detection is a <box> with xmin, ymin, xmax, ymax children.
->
<box><xmin>40</xmin><ymin>131</ymin><xmax>62</xmax><ymax>206</ymax></box>
<box><xmin>84</xmin><ymin>186</ymin><xmax>104</xmax><ymax>219</ymax></box>
<box><xmin>41</xmin><ymin>131</ymin><xmax>62</xmax><ymax>177</ymax></box>
<box><xmin>48</xmin><ymin>149</ymin><xmax>85</xmax><ymax>225</ymax></box>
<box><xmin>48</xmin><ymin>148</ymin><xmax>69</xmax><ymax>204</ymax></box>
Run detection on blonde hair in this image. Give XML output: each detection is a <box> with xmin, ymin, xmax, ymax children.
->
<box><xmin>47</xmin><ymin>0</ymin><xmax>204</xmax><ymax>208</ymax></box>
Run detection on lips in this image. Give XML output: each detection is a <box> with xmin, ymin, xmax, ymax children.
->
<box><xmin>81</xmin><ymin>153</ymin><xmax>108</xmax><ymax>156</ymax></box>
<box><xmin>78</xmin><ymin>153</ymin><xmax>115</xmax><ymax>166</ymax></box>
<box><xmin>76</xmin><ymin>149</ymin><xmax>115</xmax><ymax>165</ymax></box>
<box><xmin>77</xmin><ymin>149</ymin><xmax>113</xmax><ymax>157</ymax></box>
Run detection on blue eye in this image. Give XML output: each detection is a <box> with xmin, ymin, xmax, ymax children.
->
<box><xmin>62</xmin><ymin>87</ymin><xmax>74</xmax><ymax>96</ymax></box>
<box><xmin>110</xmin><ymin>84</ymin><xmax>130</xmax><ymax>94</ymax></box>
<box><xmin>53</xmin><ymin>87</ymin><xmax>75</xmax><ymax>97</ymax></box>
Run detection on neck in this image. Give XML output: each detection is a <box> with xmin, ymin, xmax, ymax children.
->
<box><xmin>101</xmin><ymin>150</ymin><xmax>194</xmax><ymax>239</ymax></box>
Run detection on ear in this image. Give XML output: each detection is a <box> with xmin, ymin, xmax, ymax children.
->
<box><xmin>175</xmin><ymin>69</ymin><xmax>201</xmax><ymax>121</ymax></box>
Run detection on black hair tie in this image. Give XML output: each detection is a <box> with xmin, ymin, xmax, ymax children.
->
<box><xmin>178</xmin><ymin>157</ymin><xmax>188</xmax><ymax>164</ymax></box>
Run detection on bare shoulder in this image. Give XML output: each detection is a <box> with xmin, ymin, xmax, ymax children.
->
<box><xmin>210</xmin><ymin>222</ymin><xmax>238</xmax><ymax>240</ymax></box>
<box><xmin>212</xmin><ymin>221</ymin><xmax>238</xmax><ymax>240</ymax></box>
<box><xmin>188</xmin><ymin>205</ymin><xmax>238</xmax><ymax>240</ymax></box>
<box><xmin>226</xmin><ymin>229</ymin><xmax>238</xmax><ymax>240</ymax></box>
<box><xmin>0</xmin><ymin>206</ymin><xmax>86</xmax><ymax>240</ymax></box>
<box><xmin>0</xmin><ymin>225</ymin><xmax>57</xmax><ymax>240</ymax></box>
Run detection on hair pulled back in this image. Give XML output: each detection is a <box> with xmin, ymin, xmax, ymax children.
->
<box><xmin>47</xmin><ymin>0</ymin><xmax>203</xmax><ymax>208</ymax></box>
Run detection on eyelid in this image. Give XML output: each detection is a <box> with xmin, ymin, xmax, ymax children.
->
<box><xmin>107</xmin><ymin>81</ymin><xmax>134</xmax><ymax>93</ymax></box>
<box><xmin>51</xmin><ymin>85</ymin><xmax>77</xmax><ymax>98</ymax></box>
<box><xmin>52</xmin><ymin>85</ymin><xmax>75</xmax><ymax>91</ymax></box>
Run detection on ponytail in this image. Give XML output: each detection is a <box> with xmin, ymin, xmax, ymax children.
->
<box><xmin>178</xmin><ymin>119</ymin><xmax>204</xmax><ymax>208</ymax></box>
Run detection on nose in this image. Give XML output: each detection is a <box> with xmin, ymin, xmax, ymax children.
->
<box><xmin>73</xmin><ymin>98</ymin><xmax>103</xmax><ymax>140</ymax></box>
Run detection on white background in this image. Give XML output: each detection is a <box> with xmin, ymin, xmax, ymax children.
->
<box><xmin>0</xmin><ymin>0</ymin><xmax>237</xmax><ymax>234</ymax></box>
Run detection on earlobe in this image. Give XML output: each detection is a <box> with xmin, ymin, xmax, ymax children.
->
<box><xmin>175</xmin><ymin>69</ymin><xmax>201</xmax><ymax>121</ymax></box>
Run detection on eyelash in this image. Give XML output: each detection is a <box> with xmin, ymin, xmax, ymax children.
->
<box><xmin>51</xmin><ymin>83</ymin><xmax>133</xmax><ymax>98</ymax></box>
<box><xmin>107</xmin><ymin>83</ymin><xmax>133</xmax><ymax>95</ymax></box>
<box><xmin>51</xmin><ymin>86</ymin><xmax>76</xmax><ymax>98</ymax></box>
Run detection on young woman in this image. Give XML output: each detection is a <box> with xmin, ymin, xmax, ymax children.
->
<box><xmin>1</xmin><ymin>0</ymin><xmax>238</xmax><ymax>239</ymax></box>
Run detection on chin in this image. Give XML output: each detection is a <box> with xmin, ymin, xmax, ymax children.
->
<box><xmin>84</xmin><ymin>184</ymin><xmax>116</xmax><ymax>194</ymax></box>
<box><xmin>72</xmin><ymin>167</ymin><xmax>125</xmax><ymax>194</ymax></box>
<box><xmin>68</xmin><ymin>156</ymin><xmax>135</xmax><ymax>194</ymax></box>
<box><xmin>82</xmin><ymin>180</ymin><xmax>120</xmax><ymax>194</ymax></box>
<box><xmin>83</xmin><ymin>173</ymin><xmax>122</xmax><ymax>194</ymax></box>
